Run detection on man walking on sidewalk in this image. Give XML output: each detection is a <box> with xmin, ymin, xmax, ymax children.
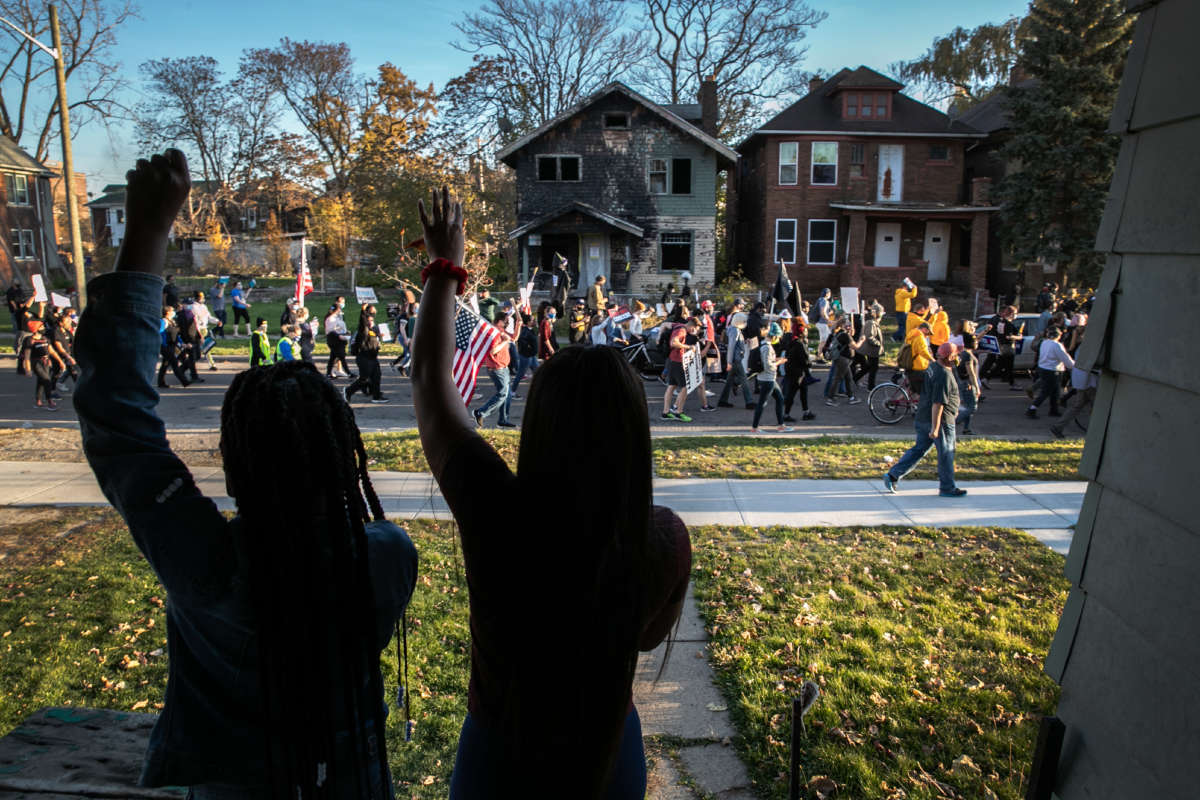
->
<box><xmin>884</xmin><ymin>342</ymin><xmax>967</xmax><ymax>497</ymax></box>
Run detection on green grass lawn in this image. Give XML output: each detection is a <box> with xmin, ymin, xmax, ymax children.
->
<box><xmin>2</xmin><ymin>511</ymin><xmax>1067</xmax><ymax>799</ymax></box>
<box><xmin>690</xmin><ymin>524</ymin><xmax>1068</xmax><ymax>800</ymax></box>
<box><xmin>361</xmin><ymin>432</ymin><xmax>1083</xmax><ymax>482</ymax></box>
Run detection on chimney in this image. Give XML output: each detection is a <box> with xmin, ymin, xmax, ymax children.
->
<box><xmin>808</xmin><ymin>75</ymin><xmax>824</xmax><ymax>94</ymax></box>
<box><xmin>698</xmin><ymin>77</ymin><xmax>718</xmax><ymax>137</ymax></box>
<box><xmin>1009</xmin><ymin>64</ymin><xmax>1029</xmax><ymax>86</ymax></box>
<box><xmin>972</xmin><ymin>176</ymin><xmax>992</xmax><ymax>206</ymax></box>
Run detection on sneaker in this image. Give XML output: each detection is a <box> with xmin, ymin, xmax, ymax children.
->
<box><xmin>718</xmin><ymin>401</ymin><xmax>735</xmax><ymax>408</ymax></box>
<box><xmin>473</xmin><ymin>410</ymin><xmax>483</xmax><ymax>427</ymax></box>
<box><xmin>782</xmin><ymin>415</ymin><xmax>796</xmax><ymax>422</ymax></box>
<box><xmin>776</xmin><ymin>425</ymin><xmax>794</xmax><ymax>433</ymax></box>
<box><xmin>939</xmin><ymin>488</ymin><xmax>968</xmax><ymax>497</ymax></box>
<box><xmin>824</xmin><ymin>398</ymin><xmax>838</xmax><ymax>407</ymax></box>
<box><xmin>1025</xmin><ymin>408</ymin><xmax>1038</xmax><ymax>419</ymax></box>
<box><xmin>661</xmin><ymin>412</ymin><xmax>672</xmax><ymax>420</ymax></box>
<box><xmin>700</xmin><ymin>405</ymin><xmax>716</xmax><ymax>412</ymax></box>
<box><xmin>497</xmin><ymin>421</ymin><xmax>517</xmax><ymax>428</ymax></box>
<box><xmin>745</xmin><ymin>403</ymin><xmax>756</xmax><ymax>410</ymax></box>
<box><xmin>750</xmin><ymin>427</ymin><xmax>761</xmax><ymax>434</ymax></box>
<box><xmin>961</xmin><ymin>428</ymin><xmax>976</xmax><ymax>435</ymax></box>
<box><xmin>848</xmin><ymin>397</ymin><xmax>862</xmax><ymax>405</ymax></box>
<box><xmin>1049</xmin><ymin>425</ymin><xmax>1064</xmax><ymax>439</ymax></box>
<box><xmin>704</xmin><ymin>389</ymin><xmax>715</xmax><ymax>397</ymax></box>
<box><xmin>45</xmin><ymin>402</ymin><xmax>57</xmax><ymax>412</ymax></box>
<box><xmin>674</xmin><ymin>412</ymin><xmax>693</xmax><ymax>422</ymax></box>
<box><xmin>883</xmin><ymin>473</ymin><xmax>897</xmax><ymax>494</ymax></box>
<box><xmin>209</xmin><ymin>365</ymin><xmax>219</xmax><ymax>371</ymax></box>
<box><xmin>802</xmin><ymin>411</ymin><xmax>816</xmax><ymax>421</ymax></box>
<box><xmin>370</xmin><ymin>396</ymin><xmax>390</xmax><ymax>404</ymax></box>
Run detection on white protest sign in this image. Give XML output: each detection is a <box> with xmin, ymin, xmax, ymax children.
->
<box><xmin>682</xmin><ymin>348</ymin><xmax>703</xmax><ymax>393</ymax></box>
<box><xmin>50</xmin><ymin>292</ymin><xmax>71</xmax><ymax>308</ymax></box>
<box><xmin>610</xmin><ymin>304</ymin><xmax>633</xmax><ymax>323</ymax></box>
<box><xmin>839</xmin><ymin>287</ymin><xmax>860</xmax><ymax>318</ymax></box>
<box><xmin>903</xmin><ymin>276</ymin><xmax>915</xmax><ymax>290</ymax></box>
<box><xmin>377</xmin><ymin>323</ymin><xmax>393</xmax><ymax>342</ymax></box>
<box><xmin>655</xmin><ymin>303</ymin><xmax>667</xmax><ymax>317</ymax></box>
<box><xmin>355</xmin><ymin>287</ymin><xmax>378</xmax><ymax>305</ymax></box>
<box><xmin>31</xmin><ymin>274</ymin><xmax>48</xmax><ymax>302</ymax></box>
<box><xmin>518</xmin><ymin>286</ymin><xmax>531</xmax><ymax>309</ymax></box>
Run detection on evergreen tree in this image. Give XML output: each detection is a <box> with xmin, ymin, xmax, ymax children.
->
<box><xmin>995</xmin><ymin>0</ymin><xmax>1132</xmax><ymax>287</ymax></box>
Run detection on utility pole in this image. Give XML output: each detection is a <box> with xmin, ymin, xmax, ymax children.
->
<box><xmin>48</xmin><ymin>6</ymin><xmax>87</xmax><ymax>309</ymax></box>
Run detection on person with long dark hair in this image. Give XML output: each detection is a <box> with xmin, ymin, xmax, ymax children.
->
<box><xmin>345</xmin><ymin>305</ymin><xmax>388</xmax><ymax>403</ymax></box>
<box><xmin>20</xmin><ymin>319</ymin><xmax>64</xmax><ymax>410</ymax></box>
<box><xmin>71</xmin><ymin>150</ymin><xmax>418</xmax><ymax>799</ymax></box>
<box><xmin>411</xmin><ymin>188</ymin><xmax>691</xmax><ymax>798</ymax></box>
<box><xmin>324</xmin><ymin>299</ymin><xmax>354</xmax><ymax>378</ymax></box>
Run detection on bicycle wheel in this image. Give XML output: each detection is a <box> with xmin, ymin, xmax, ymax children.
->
<box><xmin>868</xmin><ymin>383</ymin><xmax>910</xmax><ymax>425</ymax></box>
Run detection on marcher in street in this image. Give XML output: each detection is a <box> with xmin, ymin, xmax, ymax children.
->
<box><xmin>955</xmin><ymin>322</ymin><xmax>982</xmax><ymax>435</ymax></box>
<box><xmin>892</xmin><ymin>281</ymin><xmax>917</xmax><ymax>342</ymax></box>
<box><xmin>158</xmin><ymin>306</ymin><xmax>193</xmax><ymax>388</ymax></box>
<box><xmin>345</xmin><ymin>306</ymin><xmax>388</xmax><ymax>403</ymax></box>
<box><xmin>587</xmin><ymin>275</ymin><xmax>607</xmax><ymax>315</ymax></box>
<box><xmin>779</xmin><ymin>321</ymin><xmax>815</xmax><ymax>422</ymax></box>
<box><xmin>568</xmin><ymin>299</ymin><xmax>588</xmax><ymax>345</ymax></box>
<box><xmin>229</xmin><ymin>281</ymin><xmax>251</xmax><ymax>336</ymax></box>
<box><xmin>1051</xmin><ymin>365</ymin><xmax>1098</xmax><ymax>438</ymax></box>
<box><xmin>852</xmin><ymin>304</ymin><xmax>884</xmax><ymax>390</ymax></box>
<box><xmin>324</xmin><ymin>299</ymin><xmax>354</xmax><ymax>378</ymax></box>
<box><xmin>662</xmin><ymin>317</ymin><xmax>700</xmax><ymax>422</ymax></box>
<box><xmin>980</xmin><ymin>305</ymin><xmax>1023</xmax><ymax>390</ymax></box>
<box><xmin>473</xmin><ymin>318</ymin><xmax>516</xmax><ymax>428</ymax></box>
<box><xmin>717</xmin><ymin>312</ymin><xmax>755</xmax><ymax>409</ymax></box>
<box><xmin>884</xmin><ymin>342</ymin><xmax>967</xmax><ymax>497</ymax></box>
<box><xmin>20</xmin><ymin>319</ymin><xmax>64</xmax><ymax>410</ymax></box>
<box><xmin>249</xmin><ymin>317</ymin><xmax>272</xmax><ymax>367</ymax></box>
<box><xmin>751</xmin><ymin>324</ymin><xmax>793</xmax><ymax>433</ymax></box>
<box><xmin>537</xmin><ymin>301</ymin><xmax>557</xmax><ymax>360</ymax></box>
<box><xmin>477</xmin><ymin>287</ymin><xmax>500</xmax><ymax>323</ymax></box>
<box><xmin>1026</xmin><ymin>327</ymin><xmax>1073</xmax><ymax>419</ymax></box>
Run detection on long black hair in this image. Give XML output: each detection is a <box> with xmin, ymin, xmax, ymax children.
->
<box><xmin>510</xmin><ymin>346</ymin><xmax>665</xmax><ymax>796</ymax></box>
<box><xmin>220</xmin><ymin>361</ymin><xmax>389</xmax><ymax>798</ymax></box>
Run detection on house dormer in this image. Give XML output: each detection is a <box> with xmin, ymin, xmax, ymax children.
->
<box><xmin>830</xmin><ymin>67</ymin><xmax>904</xmax><ymax>122</ymax></box>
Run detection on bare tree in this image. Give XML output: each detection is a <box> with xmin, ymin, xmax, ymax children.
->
<box><xmin>441</xmin><ymin>0</ymin><xmax>645</xmax><ymax>155</ymax></box>
<box><xmin>0</xmin><ymin>0</ymin><xmax>136</xmax><ymax>161</ymax></box>
<box><xmin>636</xmin><ymin>0</ymin><xmax>826</xmax><ymax>142</ymax></box>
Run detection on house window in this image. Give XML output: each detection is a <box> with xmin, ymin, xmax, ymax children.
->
<box><xmin>115</xmin><ymin>209</ymin><xmax>125</xmax><ymax>224</ymax></box>
<box><xmin>849</xmin><ymin>144</ymin><xmax>865</xmax><ymax>178</ymax></box>
<box><xmin>807</xmin><ymin>219</ymin><xmax>836</xmax><ymax>264</ymax></box>
<box><xmin>929</xmin><ymin>144</ymin><xmax>949</xmax><ymax>161</ymax></box>
<box><xmin>846</xmin><ymin>94</ymin><xmax>858</xmax><ymax>117</ymax></box>
<box><xmin>649</xmin><ymin>159</ymin><xmax>668</xmax><ymax>194</ymax></box>
<box><xmin>775</xmin><ymin>219</ymin><xmax>797</xmax><ymax>264</ymax></box>
<box><xmin>861</xmin><ymin>97</ymin><xmax>872</xmax><ymax>118</ymax></box>
<box><xmin>659</xmin><ymin>232</ymin><xmax>693</xmax><ymax>271</ymax></box>
<box><xmin>779</xmin><ymin>142</ymin><xmax>798</xmax><ymax>185</ymax></box>
<box><xmin>245</xmin><ymin>207</ymin><xmax>258</xmax><ymax>229</ymax></box>
<box><xmin>6</xmin><ymin>174</ymin><xmax>30</xmax><ymax>205</ymax></box>
<box><xmin>10</xmin><ymin>228</ymin><xmax>34</xmax><ymax>260</ymax></box>
<box><xmin>875</xmin><ymin>94</ymin><xmax>888</xmax><ymax>118</ymax></box>
<box><xmin>811</xmin><ymin>142</ymin><xmax>837</xmax><ymax>185</ymax></box>
<box><xmin>671</xmin><ymin>158</ymin><xmax>691</xmax><ymax>194</ymax></box>
<box><xmin>603</xmin><ymin>112</ymin><xmax>630</xmax><ymax>130</ymax></box>
<box><xmin>536</xmin><ymin>155</ymin><xmax>581</xmax><ymax>182</ymax></box>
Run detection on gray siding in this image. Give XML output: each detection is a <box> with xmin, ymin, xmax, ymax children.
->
<box><xmin>1045</xmin><ymin>1</ymin><xmax>1200</xmax><ymax>798</ymax></box>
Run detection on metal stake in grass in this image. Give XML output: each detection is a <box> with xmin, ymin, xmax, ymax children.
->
<box><xmin>789</xmin><ymin>680</ymin><xmax>821</xmax><ymax>800</ymax></box>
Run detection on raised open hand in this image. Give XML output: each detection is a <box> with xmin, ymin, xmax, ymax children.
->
<box><xmin>125</xmin><ymin>149</ymin><xmax>191</xmax><ymax>234</ymax></box>
<box><xmin>417</xmin><ymin>186</ymin><xmax>465</xmax><ymax>267</ymax></box>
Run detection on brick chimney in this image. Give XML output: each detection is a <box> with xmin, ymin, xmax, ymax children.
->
<box><xmin>698</xmin><ymin>77</ymin><xmax>718</xmax><ymax>137</ymax></box>
<box><xmin>808</xmin><ymin>75</ymin><xmax>824</xmax><ymax>94</ymax></box>
<box><xmin>972</xmin><ymin>176</ymin><xmax>992</xmax><ymax>206</ymax></box>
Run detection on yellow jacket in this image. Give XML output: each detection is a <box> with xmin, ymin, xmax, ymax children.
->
<box><xmin>904</xmin><ymin>310</ymin><xmax>928</xmax><ymax>340</ymax></box>
<box><xmin>894</xmin><ymin>286</ymin><xmax>918</xmax><ymax>313</ymax></box>
<box><xmin>930</xmin><ymin>310</ymin><xmax>950</xmax><ymax>346</ymax></box>
<box><xmin>906</xmin><ymin>326</ymin><xmax>933</xmax><ymax>372</ymax></box>
<box><xmin>587</xmin><ymin>283</ymin><xmax>606</xmax><ymax>310</ymax></box>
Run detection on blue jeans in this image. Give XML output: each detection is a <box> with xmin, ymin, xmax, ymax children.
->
<box><xmin>718</xmin><ymin>362</ymin><xmax>753</xmax><ymax>405</ymax></box>
<box><xmin>956</xmin><ymin>387</ymin><xmax>977</xmax><ymax>431</ymax></box>
<box><xmin>450</xmin><ymin>707</ymin><xmax>646</xmax><ymax>799</ymax></box>
<box><xmin>893</xmin><ymin>311</ymin><xmax>907</xmax><ymax>342</ymax></box>
<box><xmin>1031</xmin><ymin>367</ymin><xmax>1061</xmax><ymax>413</ymax></box>
<box><xmin>822</xmin><ymin>361</ymin><xmax>851</xmax><ymax>397</ymax></box>
<box><xmin>888</xmin><ymin>418</ymin><xmax>958</xmax><ymax>492</ymax></box>
<box><xmin>477</xmin><ymin>366</ymin><xmax>511</xmax><ymax>424</ymax></box>
<box><xmin>753</xmin><ymin>379</ymin><xmax>785</xmax><ymax>428</ymax></box>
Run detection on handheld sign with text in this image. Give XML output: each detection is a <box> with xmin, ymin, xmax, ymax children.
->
<box><xmin>655</xmin><ymin>303</ymin><xmax>667</xmax><ymax>317</ymax></box>
<box><xmin>903</xmin><ymin>277</ymin><xmax>915</xmax><ymax>290</ymax></box>
<box><xmin>609</xmin><ymin>305</ymin><xmax>633</xmax><ymax>323</ymax></box>
<box><xmin>682</xmin><ymin>348</ymin><xmax>703</xmax><ymax>393</ymax></box>
<box><xmin>377</xmin><ymin>323</ymin><xmax>393</xmax><ymax>343</ymax></box>
<box><xmin>839</xmin><ymin>287</ymin><xmax>860</xmax><ymax>318</ymax></box>
<box><xmin>978</xmin><ymin>335</ymin><xmax>1001</xmax><ymax>354</ymax></box>
<box><xmin>356</xmin><ymin>287</ymin><xmax>378</xmax><ymax>305</ymax></box>
<box><xmin>31</xmin><ymin>274</ymin><xmax>48</xmax><ymax>303</ymax></box>
<box><xmin>50</xmin><ymin>292</ymin><xmax>71</xmax><ymax>308</ymax></box>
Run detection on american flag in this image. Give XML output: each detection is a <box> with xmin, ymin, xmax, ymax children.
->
<box><xmin>452</xmin><ymin>305</ymin><xmax>501</xmax><ymax>404</ymax></box>
<box><xmin>295</xmin><ymin>265</ymin><xmax>313</xmax><ymax>305</ymax></box>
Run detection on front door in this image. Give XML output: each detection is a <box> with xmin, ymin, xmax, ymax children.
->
<box><xmin>877</xmin><ymin>144</ymin><xmax>904</xmax><ymax>202</ymax></box>
<box><xmin>580</xmin><ymin>234</ymin><xmax>607</xmax><ymax>289</ymax></box>
<box><xmin>923</xmin><ymin>222</ymin><xmax>950</xmax><ymax>281</ymax></box>
<box><xmin>874</xmin><ymin>222</ymin><xmax>901</xmax><ymax>267</ymax></box>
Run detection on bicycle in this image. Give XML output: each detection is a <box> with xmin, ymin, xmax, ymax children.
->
<box><xmin>620</xmin><ymin>339</ymin><xmax>667</xmax><ymax>383</ymax></box>
<box><xmin>868</xmin><ymin>370</ymin><xmax>917</xmax><ymax>425</ymax></box>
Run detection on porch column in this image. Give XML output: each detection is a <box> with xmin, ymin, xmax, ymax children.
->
<box><xmin>843</xmin><ymin>211</ymin><xmax>867</xmax><ymax>287</ymax></box>
<box><xmin>969</xmin><ymin>212</ymin><xmax>989</xmax><ymax>293</ymax></box>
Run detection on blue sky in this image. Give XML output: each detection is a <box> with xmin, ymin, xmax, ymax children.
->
<box><xmin>60</xmin><ymin>0</ymin><xmax>1030</xmax><ymax>191</ymax></box>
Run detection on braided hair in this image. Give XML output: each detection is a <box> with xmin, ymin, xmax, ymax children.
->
<box><xmin>220</xmin><ymin>360</ymin><xmax>389</xmax><ymax>798</ymax></box>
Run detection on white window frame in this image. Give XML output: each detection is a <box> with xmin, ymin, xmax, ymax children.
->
<box><xmin>778</xmin><ymin>142</ymin><xmax>798</xmax><ymax>185</ymax></box>
<box><xmin>648</xmin><ymin>158</ymin><xmax>668</xmax><ymax>194</ymax></box>
<box><xmin>658</xmin><ymin>231</ymin><xmax>693</xmax><ymax>272</ymax></box>
<box><xmin>10</xmin><ymin>227</ymin><xmax>34</xmax><ymax>260</ymax></box>
<box><xmin>807</xmin><ymin>219</ymin><xmax>837</xmax><ymax>265</ymax></box>
<box><xmin>811</xmin><ymin>142</ymin><xmax>838</xmax><ymax>186</ymax></box>
<box><xmin>535</xmin><ymin>154</ymin><xmax>582</xmax><ymax>182</ymax></box>
<box><xmin>6</xmin><ymin>174</ymin><xmax>30</xmax><ymax>205</ymax></box>
<box><xmin>774</xmin><ymin>218</ymin><xmax>797</xmax><ymax>265</ymax></box>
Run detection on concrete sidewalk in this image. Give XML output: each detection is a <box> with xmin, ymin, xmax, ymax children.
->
<box><xmin>0</xmin><ymin>462</ymin><xmax>1083</xmax><ymax>553</ymax></box>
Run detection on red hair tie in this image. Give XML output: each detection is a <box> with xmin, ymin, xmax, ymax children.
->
<box><xmin>420</xmin><ymin>257</ymin><xmax>469</xmax><ymax>296</ymax></box>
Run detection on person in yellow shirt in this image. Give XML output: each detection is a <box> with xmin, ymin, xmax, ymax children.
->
<box><xmin>893</xmin><ymin>283</ymin><xmax>918</xmax><ymax>341</ymax></box>
<box><xmin>905</xmin><ymin>300</ymin><xmax>929</xmax><ymax>346</ymax></box>
<box><xmin>586</xmin><ymin>275</ymin><xmax>607</xmax><ymax>314</ymax></box>
<box><xmin>905</xmin><ymin>321</ymin><xmax>934</xmax><ymax>398</ymax></box>
<box><xmin>930</xmin><ymin>309</ymin><xmax>950</xmax><ymax>347</ymax></box>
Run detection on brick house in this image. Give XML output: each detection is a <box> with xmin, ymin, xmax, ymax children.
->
<box><xmin>0</xmin><ymin>137</ymin><xmax>59</xmax><ymax>287</ymax></box>
<box><xmin>497</xmin><ymin>81</ymin><xmax>737</xmax><ymax>294</ymax></box>
<box><xmin>727</xmin><ymin>66</ymin><xmax>998</xmax><ymax>303</ymax></box>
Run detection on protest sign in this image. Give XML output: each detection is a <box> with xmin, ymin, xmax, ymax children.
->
<box><xmin>840</xmin><ymin>287</ymin><xmax>860</xmax><ymax>318</ymax></box>
<box><xmin>682</xmin><ymin>348</ymin><xmax>703</xmax><ymax>393</ymax></box>
<box><xmin>218</xmin><ymin>275</ymin><xmax>230</xmax><ymax>284</ymax></box>
<box><xmin>609</xmin><ymin>305</ymin><xmax>633</xmax><ymax>323</ymax></box>
<box><xmin>355</xmin><ymin>287</ymin><xmax>378</xmax><ymax>305</ymax></box>
<box><xmin>377</xmin><ymin>323</ymin><xmax>393</xmax><ymax>342</ymax></box>
<box><xmin>50</xmin><ymin>292</ymin><xmax>71</xmax><ymax>308</ymax></box>
<box><xmin>903</xmin><ymin>276</ymin><xmax>915</xmax><ymax>290</ymax></box>
<box><xmin>31</xmin><ymin>274</ymin><xmax>48</xmax><ymax>302</ymax></box>
<box><xmin>978</xmin><ymin>335</ymin><xmax>1001</xmax><ymax>354</ymax></box>
<box><xmin>655</xmin><ymin>303</ymin><xmax>667</xmax><ymax>317</ymax></box>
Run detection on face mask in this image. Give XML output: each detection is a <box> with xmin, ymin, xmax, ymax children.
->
<box><xmin>548</xmin><ymin>313</ymin><xmax>556</xmax><ymax>321</ymax></box>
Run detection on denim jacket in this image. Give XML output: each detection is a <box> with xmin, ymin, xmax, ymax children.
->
<box><xmin>73</xmin><ymin>271</ymin><xmax>417</xmax><ymax>793</ymax></box>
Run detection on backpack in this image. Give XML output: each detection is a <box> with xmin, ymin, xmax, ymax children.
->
<box><xmin>896</xmin><ymin>341</ymin><xmax>915</xmax><ymax>372</ymax></box>
<box><xmin>517</xmin><ymin>325</ymin><xmax>537</xmax><ymax>358</ymax></box>
<box><xmin>747</xmin><ymin>343</ymin><xmax>765</xmax><ymax>375</ymax></box>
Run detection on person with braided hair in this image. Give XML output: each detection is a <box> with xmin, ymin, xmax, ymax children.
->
<box><xmin>71</xmin><ymin>150</ymin><xmax>418</xmax><ymax>799</ymax></box>
<box><xmin>412</xmin><ymin>188</ymin><xmax>691</xmax><ymax>799</ymax></box>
